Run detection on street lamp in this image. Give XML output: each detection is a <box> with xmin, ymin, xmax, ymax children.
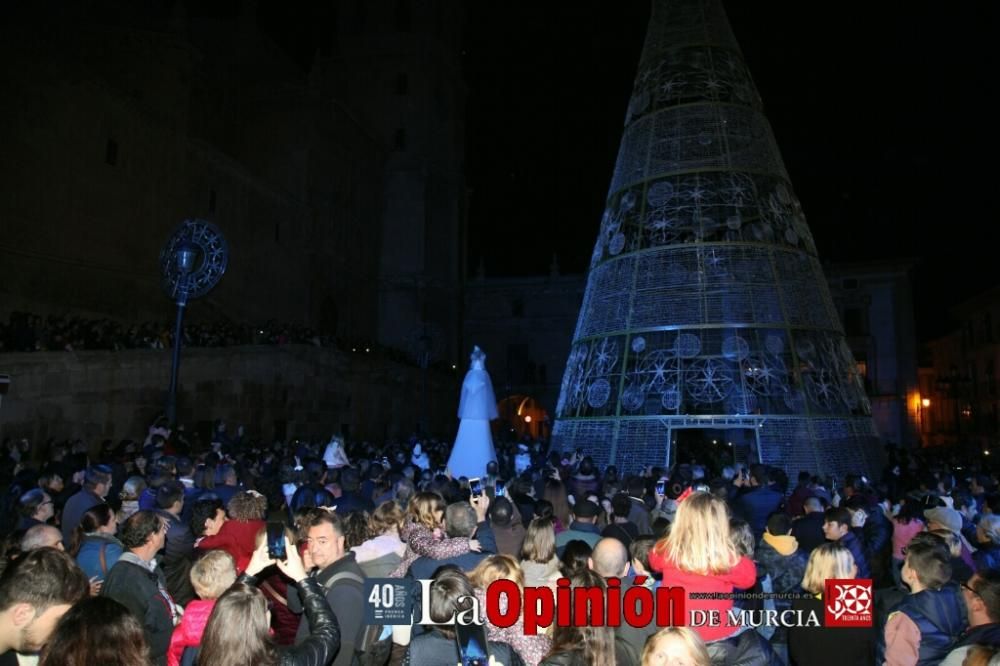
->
<box><xmin>160</xmin><ymin>220</ymin><xmax>228</xmax><ymax>426</ymax></box>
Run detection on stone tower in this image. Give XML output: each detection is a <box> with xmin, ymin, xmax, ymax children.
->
<box><xmin>551</xmin><ymin>0</ymin><xmax>879</xmax><ymax>476</ymax></box>
<box><xmin>324</xmin><ymin>1</ymin><xmax>466</xmax><ymax>366</ymax></box>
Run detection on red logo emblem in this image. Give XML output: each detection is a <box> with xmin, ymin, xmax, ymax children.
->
<box><xmin>824</xmin><ymin>579</ymin><xmax>873</xmax><ymax>627</ymax></box>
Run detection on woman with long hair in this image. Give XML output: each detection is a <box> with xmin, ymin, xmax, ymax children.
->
<box><xmin>198</xmin><ymin>534</ymin><xmax>340</xmax><ymax>666</ymax></box>
<box><xmin>541</xmin><ymin>479</ymin><xmax>571</xmax><ymax>532</ymax></box>
<box><xmin>648</xmin><ymin>491</ymin><xmax>756</xmax><ymax>644</ymax></box>
<box><xmin>892</xmin><ymin>497</ymin><xmax>926</xmax><ymax>586</ymax></box>
<box><xmin>470</xmin><ymin>554</ymin><xmax>552</xmax><ymax>666</ymax></box>
<box><xmin>519</xmin><ymin>517</ymin><xmax>561</xmax><ymax>590</ymax></box>
<box><xmin>71</xmin><ymin>503</ymin><xmax>123</xmax><ymax>583</ymax></box>
<box><xmin>40</xmin><ymin>597</ymin><xmax>151</xmax><ymax>666</ymax></box>
<box><xmin>390</xmin><ymin>491</ymin><xmax>478</xmax><ymax>577</ymax></box>
<box><xmin>540</xmin><ymin>569</ymin><xmax>625</xmax><ymax>665</ymax></box>
<box><xmin>787</xmin><ymin>542</ymin><xmax>874</xmax><ymax>665</ymax></box>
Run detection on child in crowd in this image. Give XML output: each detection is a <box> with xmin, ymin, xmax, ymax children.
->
<box><xmin>167</xmin><ymin>550</ymin><xmax>237</xmax><ymax>666</ymax></box>
<box><xmin>389</xmin><ymin>491</ymin><xmax>479</xmax><ymax>577</ymax></box>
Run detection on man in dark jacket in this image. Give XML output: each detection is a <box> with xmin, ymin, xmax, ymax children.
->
<box><xmin>102</xmin><ymin>511</ymin><xmax>178</xmax><ymax>666</ymax></box>
<box><xmin>289</xmin><ymin>509</ymin><xmax>366</xmax><ymax>666</ymax></box>
<box><xmin>490</xmin><ymin>497</ymin><xmax>525</xmax><ymax>557</ymax></box>
<box><xmin>791</xmin><ymin>496</ymin><xmax>828</xmax><ymax>554</ymax></box>
<box><xmin>153</xmin><ymin>481</ymin><xmax>196</xmax><ymax>606</ymax></box>
<box><xmin>940</xmin><ymin>569</ymin><xmax>1000</xmax><ymax>665</ymax></box>
<box><xmin>61</xmin><ymin>464</ymin><xmax>112</xmax><ymax>546</ymax></box>
<box><xmin>756</xmin><ymin>513</ymin><xmax>807</xmax><ymax>596</ymax></box>
<box><xmin>408</xmin><ymin>497</ymin><xmax>496</xmax><ymax>580</ymax></box>
<box><xmin>734</xmin><ymin>465</ymin><xmax>784</xmax><ymax>540</ymax></box>
<box><xmin>823</xmin><ymin>506</ymin><xmax>871</xmax><ymax>580</ymax></box>
<box><xmin>332</xmin><ymin>467</ymin><xmax>375</xmax><ymax>516</ymax></box>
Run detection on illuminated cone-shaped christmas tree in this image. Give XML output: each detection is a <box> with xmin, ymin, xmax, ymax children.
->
<box><xmin>552</xmin><ymin>0</ymin><xmax>879</xmax><ymax>476</ymax></box>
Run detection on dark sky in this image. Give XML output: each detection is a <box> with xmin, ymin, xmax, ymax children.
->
<box><xmin>461</xmin><ymin>1</ymin><xmax>998</xmax><ymax>340</ymax></box>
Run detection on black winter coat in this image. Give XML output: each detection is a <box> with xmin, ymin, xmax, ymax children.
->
<box><xmin>102</xmin><ymin>557</ymin><xmax>175</xmax><ymax>666</ymax></box>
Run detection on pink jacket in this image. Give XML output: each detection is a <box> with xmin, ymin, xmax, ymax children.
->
<box><xmin>167</xmin><ymin>599</ymin><xmax>216</xmax><ymax>666</ymax></box>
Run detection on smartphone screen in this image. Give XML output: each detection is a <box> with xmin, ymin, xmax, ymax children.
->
<box><xmin>469</xmin><ymin>477</ymin><xmax>483</xmax><ymax>497</ymax></box>
<box><xmin>455</xmin><ymin>621</ymin><xmax>490</xmax><ymax>666</ymax></box>
<box><xmin>655</xmin><ymin>480</ymin><xmax>665</xmax><ymax>495</ymax></box>
<box><xmin>494</xmin><ymin>480</ymin><xmax>505</xmax><ymax>497</ymax></box>
<box><xmin>266</xmin><ymin>522</ymin><xmax>287</xmax><ymax>561</ymax></box>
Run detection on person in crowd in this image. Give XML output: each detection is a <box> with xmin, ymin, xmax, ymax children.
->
<box><xmin>641</xmin><ymin>627</ymin><xmax>711</xmax><ymax>666</ymax></box>
<box><xmin>939</xmin><ymin>568</ymin><xmax>1000</xmax><ymax>666</ymax></box>
<box><xmin>756</xmin><ymin>511</ymin><xmax>807</xmax><ymax>594</ymax></box>
<box><xmin>404</xmin><ymin>567</ymin><xmax>523</xmax><ymax>665</ymax></box>
<box><xmin>791</xmin><ymin>495</ymin><xmax>827</xmax><ymax>554</ymax></box>
<box><xmin>559</xmin><ymin>539</ymin><xmax>593</xmax><ymax>578</ymax></box>
<box><xmin>553</xmin><ymin>498</ymin><xmax>601</xmax><ymax>557</ymax></box>
<box><xmin>70</xmin><ymin>503</ymin><xmax>122</xmax><ymax>585</ymax></box>
<box><xmin>785</xmin><ymin>471</ymin><xmax>814</xmax><ymax>517</ymax></box>
<box><xmin>539</xmin><ymin>568</ymin><xmax>634</xmax><ymax>665</ymax></box>
<box><xmin>974</xmin><ymin>515</ymin><xmax>1000</xmax><ymax>571</ymax></box>
<box><xmin>195</xmin><ymin>489</ymin><xmax>266</xmax><ymax>573</ymax></box>
<box><xmin>520</xmin><ymin>516</ymin><xmax>561</xmax><ymax>590</ymax></box>
<box><xmin>591</xmin><ymin>537</ymin><xmax>658</xmax><ymax>658</ymax></box>
<box><xmin>601</xmin><ymin>493</ymin><xmax>640</xmax><ymax>550</ymax></box>
<box><xmin>15</xmin><ymin>488</ymin><xmax>54</xmax><ymax>531</ymax></box>
<box><xmin>289</xmin><ymin>461</ymin><xmax>336</xmax><ymax>516</ymax></box>
<box><xmin>787</xmin><ymin>542</ymin><xmax>875</xmax><ymax>665</ymax></box>
<box><xmin>408</xmin><ymin>495</ymin><xmax>495</xmax><ymax>578</ymax></box>
<box><xmin>350</xmin><ymin>500</ymin><xmax>406</xmax><ymax>577</ymax></box>
<box><xmin>0</xmin><ymin>548</ymin><xmax>90</xmax><ymax>665</ymax></box>
<box><xmin>926</xmin><ymin>505</ymin><xmax>977</xmax><ymax>572</ymax></box>
<box><xmin>118</xmin><ymin>476</ymin><xmax>147</xmax><ymax>524</ymax></box>
<box><xmin>893</xmin><ymin>499</ymin><xmax>927</xmax><ymax>587</ymax></box>
<box><xmin>847</xmin><ymin>493</ymin><xmax>894</xmax><ymax>588</ymax></box>
<box><xmin>21</xmin><ymin>525</ymin><xmax>64</xmax><ymax>552</ymax></box>
<box><xmin>101</xmin><ymin>510</ymin><xmax>179</xmax><ymax>666</ymax></box>
<box><xmin>166</xmin><ymin>550</ymin><xmax>237</xmax><ymax>666</ymax></box>
<box><xmin>734</xmin><ymin>464</ymin><xmax>784</xmax><ymax>540</ymax></box>
<box><xmin>541</xmin><ymin>479</ymin><xmax>571</xmax><ymax>533</ymax></box>
<box><xmin>625</xmin><ymin>477</ymin><xmax>653</xmax><ymax>535</ymax></box>
<box><xmin>649</xmin><ymin>491</ymin><xmax>768</xmax><ymax>659</ymax></box>
<box><xmin>490</xmin><ymin>496</ymin><xmax>526</xmax><ymax>557</ymax></box>
<box><xmin>39</xmin><ymin>596</ymin><xmax>152</xmax><ymax>666</ymax></box>
<box><xmin>955</xmin><ymin>491</ymin><xmax>981</xmax><ymax>544</ymax></box>
<box><xmin>567</xmin><ymin>456</ymin><xmax>601</xmax><ymax>500</ymax></box>
<box><xmin>883</xmin><ymin>534</ymin><xmax>967</xmax><ymax>665</ymax></box>
<box><xmin>61</xmin><ymin>464</ymin><xmax>112</xmax><ymax>545</ymax></box>
<box><xmin>333</xmin><ymin>467</ymin><xmax>375</xmax><ymax>516</ymax></box>
<box><xmin>200</xmin><ymin>534</ymin><xmax>341</xmax><ymax>666</ymax></box>
<box><xmin>630</xmin><ymin>536</ymin><xmax>658</xmax><ymax>586</ymax></box>
<box><xmin>932</xmin><ymin>528</ymin><xmax>975</xmax><ymax>584</ymax></box>
<box><xmin>822</xmin><ymin>505</ymin><xmax>871</xmax><ymax>579</ymax></box>
<box><xmin>154</xmin><ymin>481</ymin><xmax>196</xmax><ymax>606</ymax></box>
<box><xmin>287</xmin><ymin>509</ymin><xmax>365</xmax><ymax>666</ymax></box>
<box><xmin>390</xmin><ymin>491</ymin><xmax>480</xmax><ymax>577</ymax></box>
<box><xmin>469</xmin><ymin>554</ymin><xmax>551</xmax><ymax>666</ymax></box>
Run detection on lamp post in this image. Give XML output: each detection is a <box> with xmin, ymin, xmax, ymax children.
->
<box><xmin>165</xmin><ymin>239</ymin><xmax>199</xmax><ymax>425</ymax></box>
<box><xmin>160</xmin><ymin>220</ymin><xmax>228</xmax><ymax>426</ymax></box>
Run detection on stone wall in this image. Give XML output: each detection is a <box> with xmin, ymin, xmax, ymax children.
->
<box><xmin>0</xmin><ymin>346</ymin><xmax>460</xmax><ymax>446</ymax></box>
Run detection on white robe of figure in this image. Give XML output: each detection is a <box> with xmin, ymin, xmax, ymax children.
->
<box><xmin>447</xmin><ymin>348</ymin><xmax>498</xmax><ymax>479</ymax></box>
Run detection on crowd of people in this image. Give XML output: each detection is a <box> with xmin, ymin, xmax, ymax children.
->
<box><xmin>0</xmin><ymin>311</ymin><xmax>344</xmax><ymax>354</ymax></box>
<box><xmin>2</xmin><ymin>426</ymin><xmax>1000</xmax><ymax>665</ymax></box>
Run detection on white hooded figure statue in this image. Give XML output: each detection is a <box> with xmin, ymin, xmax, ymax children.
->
<box><xmin>446</xmin><ymin>346</ymin><xmax>498</xmax><ymax>479</ymax></box>
<box><xmin>322</xmin><ymin>435</ymin><xmax>350</xmax><ymax>469</ymax></box>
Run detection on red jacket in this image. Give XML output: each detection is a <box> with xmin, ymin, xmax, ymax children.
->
<box><xmin>196</xmin><ymin>519</ymin><xmax>264</xmax><ymax>574</ymax></box>
<box><xmin>648</xmin><ymin>549</ymin><xmax>757</xmax><ymax>642</ymax></box>
<box><xmin>167</xmin><ymin>599</ymin><xmax>216</xmax><ymax>666</ymax></box>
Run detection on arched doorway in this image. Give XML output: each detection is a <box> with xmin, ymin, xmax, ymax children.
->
<box><xmin>496</xmin><ymin>395</ymin><xmax>550</xmax><ymax>441</ymax></box>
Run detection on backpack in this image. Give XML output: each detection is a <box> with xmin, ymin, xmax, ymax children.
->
<box><xmin>321</xmin><ymin>571</ymin><xmax>392</xmax><ymax>666</ymax></box>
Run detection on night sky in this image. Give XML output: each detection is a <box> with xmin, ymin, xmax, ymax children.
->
<box><xmin>459</xmin><ymin>1</ymin><xmax>997</xmax><ymax>340</ymax></box>
<box><xmin>256</xmin><ymin>1</ymin><xmax>994</xmax><ymax>340</ymax></box>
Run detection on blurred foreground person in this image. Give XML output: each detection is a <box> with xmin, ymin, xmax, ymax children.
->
<box><xmin>0</xmin><ymin>548</ymin><xmax>89</xmax><ymax>664</ymax></box>
<box><xmin>39</xmin><ymin>596</ymin><xmax>152</xmax><ymax>666</ymax></box>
